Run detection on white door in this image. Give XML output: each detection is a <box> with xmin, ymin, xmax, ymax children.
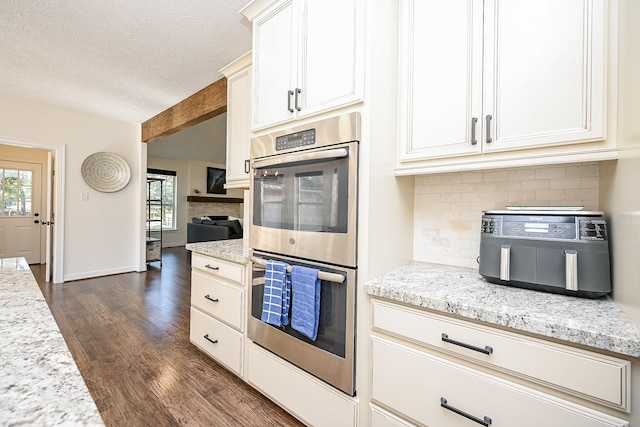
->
<box><xmin>482</xmin><ymin>0</ymin><xmax>606</xmax><ymax>152</ymax></box>
<box><xmin>298</xmin><ymin>0</ymin><xmax>363</xmax><ymax>117</ymax></box>
<box><xmin>224</xmin><ymin>58</ymin><xmax>252</xmax><ymax>189</ymax></box>
<box><xmin>398</xmin><ymin>0</ymin><xmax>484</xmax><ymax>161</ymax></box>
<box><xmin>0</xmin><ymin>161</ymin><xmax>42</xmax><ymax>264</ymax></box>
<box><xmin>252</xmin><ymin>0</ymin><xmax>297</xmax><ymax>129</ymax></box>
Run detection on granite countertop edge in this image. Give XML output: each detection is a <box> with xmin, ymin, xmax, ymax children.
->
<box><xmin>0</xmin><ymin>257</ymin><xmax>104</xmax><ymax>426</ymax></box>
<box><xmin>185</xmin><ymin>239</ymin><xmax>250</xmax><ymax>264</ymax></box>
<box><xmin>365</xmin><ymin>261</ymin><xmax>640</xmax><ymax>359</ymax></box>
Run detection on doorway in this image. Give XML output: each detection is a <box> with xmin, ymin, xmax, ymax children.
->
<box><xmin>0</xmin><ymin>138</ymin><xmax>65</xmax><ymax>283</ymax></box>
<box><xmin>0</xmin><ymin>160</ymin><xmax>42</xmax><ymax>263</ymax></box>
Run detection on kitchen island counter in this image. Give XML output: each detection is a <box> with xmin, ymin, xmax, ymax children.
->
<box><xmin>186</xmin><ymin>239</ymin><xmax>249</xmax><ymax>264</ymax></box>
<box><xmin>0</xmin><ymin>257</ymin><xmax>104</xmax><ymax>426</ymax></box>
<box><xmin>365</xmin><ymin>261</ymin><xmax>640</xmax><ymax>358</ymax></box>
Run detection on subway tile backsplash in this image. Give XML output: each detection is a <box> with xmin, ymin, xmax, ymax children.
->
<box><xmin>413</xmin><ymin>163</ymin><xmax>600</xmax><ymax>269</ymax></box>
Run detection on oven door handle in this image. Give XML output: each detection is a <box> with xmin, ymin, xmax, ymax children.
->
<box><xmin>251</xmin><ymin>148</ymin><xmax>349</xmax><ymax>169</ymax></box>
<box><xmin>250</xmin><ymin>256</ymin><xmax>346</xmax><ymax>283</ymax></box>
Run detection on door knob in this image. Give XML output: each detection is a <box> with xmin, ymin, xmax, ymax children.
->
<box><xmin>34</xmin><ymin>220</ymin><xmax>40</xmax><ymax>224</ymax></box>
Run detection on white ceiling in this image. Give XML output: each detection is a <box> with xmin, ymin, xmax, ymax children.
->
<box><xmin>0</xmin><ymin>1</ymin><xmax>252</xmax><ymax>123</ymax></box>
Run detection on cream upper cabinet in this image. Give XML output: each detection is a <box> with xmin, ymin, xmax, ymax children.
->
<box><xmin>220</xmin><ymin>52</ymin><xmax>252</xmax><ymax>190</ymax></box>
<box><xmin>244</xmin><ymin>0</ymin><xmax>364</xmax><ymax>131</ymax></box>
<box><xmin>397</xmin><ymin>0</ymin><xmax>615</xmax><ymax>174</ymax></box>
<box><xmin>397</xmin><ymin>0</ymin><xmax>484</xmax><ymax>159</ymax></box>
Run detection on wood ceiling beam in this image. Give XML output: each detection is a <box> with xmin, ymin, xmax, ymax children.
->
<box><xmin>142</xmin><ymin>77</ymin><xmax>228</xmax><ymax>143</ymax></box>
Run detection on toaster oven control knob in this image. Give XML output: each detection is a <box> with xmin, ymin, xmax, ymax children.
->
<box><xmin>289</xmin><ymin>237</ymin><xmax>296</xmax><ymax>245</ymax></box>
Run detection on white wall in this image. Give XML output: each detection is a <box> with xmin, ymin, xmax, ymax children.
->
<box><xmin>0</xmin><ymin>92</ymin><xmax>142</xmax><ymax>281</ymax></box>
<box><xmin>188</xmin><ymin>159</ymin><xmax>243</xmax><ymax>199</ymax></box>
<box><xmin>147</xmin><ymin>113</ymin><xmax>227</xmax><ymax>163</ymax></box>
<box><xmin>600</xmin><ymin>0</ymin><xmax>640</xmax><ymax>321</ymax></box>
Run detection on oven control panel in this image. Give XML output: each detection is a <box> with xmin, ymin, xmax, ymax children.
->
<box><xmin>481</xmin><ymin>214</ymin><xmax>608</xmax><ymax>241</ymax></box>
<box><xmin>275</xmin><ymin>129</ymin><xmax>316</xmax><ymax>151</ymax></box>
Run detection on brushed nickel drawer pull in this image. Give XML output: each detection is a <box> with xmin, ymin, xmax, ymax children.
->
<box><xmin>471</xmin><ymin>117</ymin><xmax>478</xmax><ymax>145</ymax></box>
<box><xmin>441</xmin><ymin>333</ymin><xmax>493</xmax><ymax>355</ymax></box>
<box><xmin>204</xmin><ymin>295</ymin><xmax>219</xmax><ymax>303</ymax></box>
<box><xmin>204</xmin><ymin>264</ymin><xmax>220</xmax><ymax>271</ymax></box>
<box><xmin>294</xmin><ymin>88</ymin><xmax>302</xmax><ymax>111</ymax></box>
<box><xmin>485</xmin><ymin>114</ymin><xmax>493</xmax><ymax>143</ymax></box>
<box><xmin>441</xmin><ymin>398</ymin><xmax>492</xmax><ymax>426</ymax></box>
<box><xmin>287</xmin><ymin>90</ymin><xmax>294</xmax><ymax>113</ymax></box>
<box><xmin>203</xmin><ymin>334</ymin><xmax>218</xmax><ymax>345</ymax></box>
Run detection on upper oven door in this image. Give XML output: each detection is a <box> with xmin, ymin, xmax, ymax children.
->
<box><xmin>250</xmin><ymin>141</ymin><xmax>358</xmax><ymax>267</ymax></box>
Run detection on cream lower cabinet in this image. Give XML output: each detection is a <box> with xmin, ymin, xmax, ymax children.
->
<box><xmin>189</xmin><ymin>253</ymin><xmax>246</xmax><ymax>376</ymax></box>
<box><xmin>246</xmin><ymin>342</ymin><xmax>358</xmax><ymax>427</ymax></box>
<box><xmin>370</xmin><ymin>300</ymin><xmax>629</xmax><ymax>427</ymax></box>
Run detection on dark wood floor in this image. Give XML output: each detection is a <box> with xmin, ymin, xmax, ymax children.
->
<box><xmin>31</xmin><ymin>247</ymin><xmax>303</xmax><ymax>427</ymax></box>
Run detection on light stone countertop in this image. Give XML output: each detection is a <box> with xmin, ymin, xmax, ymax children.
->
<box><xmin>0</xmin><ymin>257</ymin><xmax>104</xmax><ymax>426</ymax></box>
<box><xmin>365</xmin><ymin>261</ymin><xmax>640</xmax><ymax>358</ymax></box>
<box><xmin>185</xmin><ymin>238</ymin><xmax>250</xmax><ymax>264</ymax></box>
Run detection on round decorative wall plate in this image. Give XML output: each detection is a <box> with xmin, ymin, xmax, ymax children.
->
<box><xmin>81</xmin><ymin>152</ymin><xmax>131</xmax><ymax>192</ymax></box>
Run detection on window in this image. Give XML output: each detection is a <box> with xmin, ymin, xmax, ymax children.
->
<box><xmin>1</xmin><ymin>168</ymin><xmax>33</xmax><ymax>217</ymax></box>
<box><xmin>147</xmin><ymin>169</ymin><xmax>177</xmax><ymax>230</ymax></box>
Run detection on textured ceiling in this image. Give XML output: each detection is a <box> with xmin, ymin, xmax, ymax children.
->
<box><xmin>0</xmin><ymin>0</ymin><xmax>252</xmax><ymax>123</ymax></box>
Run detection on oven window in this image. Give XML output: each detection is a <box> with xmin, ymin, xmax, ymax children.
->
<box><xmin>260</xmin><ymin>176</ymin><xmax>285</xmax><ymax>228</ymax></box>
<box><xmin>253</xmin><ymin>154</ymin><xmax>349</xmax><ymax>232</ymax></box>
<box><xmin>251</xmin><ymin>270</ymin><xmax>347</xmax><ymax>358</ymax></box>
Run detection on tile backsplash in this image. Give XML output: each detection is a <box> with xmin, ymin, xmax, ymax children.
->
<box><xmin>414</xmin><ymin>162</ymin><xmax>600</xmax><ymax>269</ymax></box>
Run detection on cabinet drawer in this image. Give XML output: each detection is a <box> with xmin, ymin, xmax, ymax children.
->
<box><xmin>247</xmin><ymin>343</ymin><xmax>357</xmax><ymax>427</ymax></box>
<box><xmin>190</xmin><ymin>307</ymin><xmax>243</xmax><ymax>376</ymax></box>
<box><xmin>372</xmin><ymin>300</ymin><xmax>630</xmax><ymax>410</ymax></box>
<box><xmin>370</xmin><ymin>404</ymin><xmax>414</xmax><ymax>427</ymax></box>
<box><xmin>192</xmin><ymin>253</ymin><xmax>244</xmax><ymax>284</ymax></box>
<box><xmin>371</xmin><ymin>337</ymin><xmax>627</xmax><ymax>427</ymax></box>
<box><xmin>191</xmin><ymin>271</ymin><xmax>244</xmax><ymax>331</ymax></box>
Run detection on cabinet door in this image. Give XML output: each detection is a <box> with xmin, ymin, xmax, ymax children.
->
<box><xmin>398</xmin><ymin>0</ymin><xmax>483</xmax><ymax>161</ymax></box>
<box><xmin>252</xmin><ymin>0</ymin><xmax>298</xmax><ymax>129</ymax></box>
<box><xmin>483</xmin><ymin>0</ymin><xmax>606</xmax><ymax>152</ymax></box>
<box><xmin>297</xmin><ymin>0</ymin><xmax>364</xmax><ymax>118</ymax></box>
<box><xmin>225</xmin><ymin>60</ymin><xmax>252</xmax><ymax>189</ymax></box>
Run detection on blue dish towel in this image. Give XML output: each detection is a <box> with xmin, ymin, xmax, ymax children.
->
<box><xmin>261</xmin><ymin>260</ymin><xmax>291</xmax><ymax>327</ymax></box>
<box><xmin>291</xmin><ymin>265</ymin><xmax>321</xmax><ymax>341</ymax></box>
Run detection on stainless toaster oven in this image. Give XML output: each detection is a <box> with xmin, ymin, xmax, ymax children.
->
<box><xmin>479</xmin><ymin>210</ymin><xmax>611</xmax><ymax>298</ymax></box>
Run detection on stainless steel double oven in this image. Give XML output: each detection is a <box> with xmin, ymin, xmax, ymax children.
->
<box><xmin>248</xmin><ymin>112</ymin><xmax>359</xmax><ymax>396</ymax></box>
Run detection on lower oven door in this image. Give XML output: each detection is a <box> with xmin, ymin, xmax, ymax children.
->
<box><xmin>248</xmin><ymin>250</ymin><xmax>356</xmax><ymax>396</ymax></box>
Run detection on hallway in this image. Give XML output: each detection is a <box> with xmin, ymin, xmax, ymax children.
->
<box><xmin>31</xmin><ymin>247</ymin><xmax>303</xmax><ymax>426</ymax></box>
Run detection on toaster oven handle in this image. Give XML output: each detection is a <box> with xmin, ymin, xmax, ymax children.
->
<box><xmin>252</xmin><ymin>148</ymin><xmax>349</xmax><ymax>169</ymax></box>
<box><xmin>565</xmin><ymin>249</ymin><xmax>578</xmax><ymax>291</ymax></box>
<box><xmin>500</xmin><ymin>244</ymin><xmax>511</xmax><ymax>281</ymax></box>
